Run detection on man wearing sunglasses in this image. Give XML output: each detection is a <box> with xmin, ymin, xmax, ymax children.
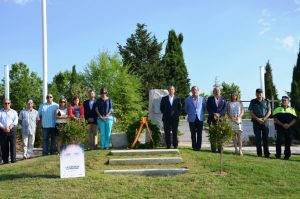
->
<box><xmin>0</xmin><ymin>99</ymin><xmax>18</xmax><ymax>164</ymax></box>
<box><xmin>19</xmin><ymin>99</ymin><xmax>40</xmax><ymax>159</ymax></box>
<box><xmin>38</xmin><ymin>94</ymin><xmax>59</xmax><ymax>155</ymax></box>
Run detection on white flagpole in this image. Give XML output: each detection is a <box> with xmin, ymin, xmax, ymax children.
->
<box><xmin>42</xmin><ymin>0</ymin><xmax>48</xmax><ymax>102</ymax></box>
<box><xmin>4</xmin><ymin>65</ymin><xmax>10</xmax><ymax>99</ymax></box>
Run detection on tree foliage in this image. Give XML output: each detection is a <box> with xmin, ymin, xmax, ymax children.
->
<box><xmin>49</xmin><ymin>65</ymin><xmax>89</xmax><ymax>103</ymax></box>
<box><xmin>264</xmin><ymin>60</ymin><xmax>279</xmax><ymax>108</ymax></box>
<box><xmin>162</xmin><ymin>30</ymin><xmax>190</xmax><ymax>101</ymax></box>
<box><xmin>0</xmin><ymin>83</ymin><xmax>4</xmax><ymax>103</ymax></box>
<box><xmin>9</xmin><ymin>62</ymin><xmax>43</xmax><ymax>111</ymax></box>
<box><xmin>118</xmin><ymin>23</ymin><xmax>164</xmax><ymax>107</ymax></box>
<box><xmin>84</xmin><ymin>52</ymin><xmax>145</xmax><ymax>131</ymax></box>
<box><xmin>221</xmin><ymin>82</ymin><xmax>241</xmax><ymax>101</ymax></box>
<box><xmin>291</xmin><ymin>46</ymin><xmax>300</xmax><ymax>140</ymax></box>
<box><xmin>207</xmin><ymin>116</ymin><xmax>235</xmax><ymax>174</ymax></box>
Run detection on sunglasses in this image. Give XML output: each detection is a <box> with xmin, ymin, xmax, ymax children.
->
<box><xmin>4</xmin><ymin>102</ymin><xmax>10</xmax><ymax>105</ymax></box>
<box><xmin>60</xmin><ymin>101</ymin><xmax>66</xmax><ymax>103</ymax></box>
<box><xmin>27</xmin><ymin>102</ymin><xmax>33</xmax><ymax>104</ymax></box>
<box><xmin>46</xmin><ymin>96</ymin><xmax>53</xmax><ymax>99</ymax></box>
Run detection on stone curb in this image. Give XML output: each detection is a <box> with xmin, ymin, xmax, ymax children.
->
<box><xmin>104</xmin><ymin>168</ymin><xmax>188</xmax><ymax>175</ymax></box>
<box><xmin>109</xmin><ymin>157</ymin><xmax>183</xmax><ymax>165</ymax></box>
<box><xmin>110</xmin><ymin>149</ymin><xmax>180</xmax><ymax>156</ymax></box>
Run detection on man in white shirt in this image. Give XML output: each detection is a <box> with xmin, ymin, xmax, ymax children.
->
<box><xmin>19</xmin><ymin>99</ymin><xmax>40</xmax><ymax>159</ymax></box>
<box><xmin>0</xmin><ymin>99</ymin><xmax>18</xmax><ymax>164</ymax></box>
<box><xmin>160</xmin><ymin>86</ymin><xmax>181</xmax><ymax>149</ymax></box>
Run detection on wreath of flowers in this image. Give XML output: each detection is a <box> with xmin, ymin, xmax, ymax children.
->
<box><xmin>126</xmin><ymin>118</ymin><xmax>161</xmax><ymax>149</ymax></box>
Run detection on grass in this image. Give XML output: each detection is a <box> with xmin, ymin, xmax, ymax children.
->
<box><xmin>1</xmin><ymin>148</ymin><xmax>300</xmax><ymax>198</ymax></box>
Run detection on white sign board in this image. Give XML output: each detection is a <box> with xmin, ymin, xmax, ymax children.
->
<box><xmin>60</xmin><ymin>144</ymin><xmax>85</xmax><ymax>178</ymax></box>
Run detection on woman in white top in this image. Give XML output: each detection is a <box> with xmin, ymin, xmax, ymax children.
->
<box><xmin>227</xmin><ymin>92</ymin><xmax>244</xmax><ymax>156</ymax></box>
<box><xmin>56</xmin><ymin>98</ymin><xmax>68</xmax><ymax>152</ymax></box>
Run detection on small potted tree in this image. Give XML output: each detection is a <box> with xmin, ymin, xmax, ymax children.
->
<box><xmin>207</xmin><ymin>116</ymin><xmax>234</xmax><ymax>175</ymax></box>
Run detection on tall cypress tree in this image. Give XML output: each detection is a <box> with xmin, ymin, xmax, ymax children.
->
<box><xmin>162</xmin><ymin>30</ymin><xmax>190</xmax><ymax>101</ymax></box>
<box><xmin>291</xmin><ymin>47</ymin><xmax>300</xmax><ymax>110</ymax></box>
<box><xmin>264</xmin><ymin>60</ymin><xmax>279</xmax><ymax>109</ymax></box>
<box><xmin>118</xmin><ymin>23</ymin><xmax>164</xmax><ymax>107</ymax></box>
<box><xmin>291</xmin><ymin>46</ymin><xmax>300</xmax><ymax>139</ymax></box>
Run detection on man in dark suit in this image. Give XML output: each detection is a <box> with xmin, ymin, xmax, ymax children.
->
<box><xmin>207</xmin><ymin>87</ymin><xmax>227</xmax><ymax>152</ymax></box>
<box><xmin>160</xmin><ymin>86</ymin><xmax>181</xmax><ymax>149</ymax></box>
<box><xmin>83</xmin><ymin>90</ymin><xmax>98</xmax><ymax>150</ymax></box>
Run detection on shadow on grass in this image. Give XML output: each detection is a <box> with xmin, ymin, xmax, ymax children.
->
<box><xmin>0</xmin><ymin>173</ymin><xmax>59</xmax><ymax>181</ymax></box>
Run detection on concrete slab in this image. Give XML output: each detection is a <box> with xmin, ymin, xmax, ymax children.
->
<box><xmin>104</xmin><ymin>168</ymin><xmax>188</xmax><ymax>175</ymax></box>
<box><xmin>110</xmin><ymin>149</ymin><xmax>179</xmax><ymax>156</ymax></box>
<box><xmin>109</xmin><ymin>157</ymin><xmax>183</xmax><ymax>165</ymax></box>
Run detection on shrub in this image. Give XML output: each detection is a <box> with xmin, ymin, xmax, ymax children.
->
<box><xmin>60</xmin><ymin>120</ymin><xmax>87</xmax><ymax>144</ymax></box>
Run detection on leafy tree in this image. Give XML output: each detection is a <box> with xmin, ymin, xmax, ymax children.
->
<box><xmin>291</xmin><ymin>46</ymin><xmax>300</xmax><ymax>140</ymax></box>
<box><xmin>8</xmin><ymin>62</ymin><xmax>43</xmax><ymax>112</ymax></box>
<box><xmin>221</xmin><ymin>82</ymin><xmax>241</xmax><ymax>101</ymax></box>
<box><xmin>49</xmin><ymin>66</ymin><xmax>89</xmax><ymax>103</ymax></box>
<box><xmin>118</xmin><ymin>23</ymin><xmax>164</xmax><ymax>107</ymax></box>
<box><xmin>162</xmin><ymin>30</ymin><xmax>190</xmax><ymax>101</ymax></box>
<box><xmin>84</xmin><ymin>52</ymin><xmax>144</xmax><ymax>131</ymax></box>
<box><xmin>264</xmin><ymin>60</ymin><xmax>279</xmax><ymax>109</ymax></box>
<box><xmin>207</xmin><ymin>117</ymin><xmax>234</xmax><ymax>175</ymax></box>
<box><xmin>0</xmin><ymin>83</ymin><xmax>4</xmax><ymax>103</ymax></box>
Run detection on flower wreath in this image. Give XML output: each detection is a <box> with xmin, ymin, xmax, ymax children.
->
<box><xmin>126</xmin><ymin>118</ymin><xmax>161</xmax><ymax>149</ymax></box>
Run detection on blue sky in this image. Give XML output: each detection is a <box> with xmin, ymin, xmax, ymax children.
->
<box><xmin>1</xmin><ymin>0</ymin><xmax>300</xmax><ymax>102</ymax></box>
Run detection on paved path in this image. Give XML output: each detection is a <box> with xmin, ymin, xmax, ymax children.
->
<box><xmin>14</xmin><ymin>120</ymin><xmax>300</xmax><ymax>160</ymax></box>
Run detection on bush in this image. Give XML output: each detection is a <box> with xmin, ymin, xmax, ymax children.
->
<box><xmin>60</xmin><ymin>120</ymin><xmax>87</xmax><ymax>144</ymax></box>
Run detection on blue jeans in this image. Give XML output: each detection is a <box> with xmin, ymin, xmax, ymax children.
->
<box><xmin>97</xmin><ymin>117</ymin><xmax>113</xmax><ymax>149</ymax></box>
<box><xmin>42</xmin><ymin>128</ymin><xmax>57</xmax><ymax>155</ymax></box>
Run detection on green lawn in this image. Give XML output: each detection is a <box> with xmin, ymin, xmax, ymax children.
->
<box><xmin>0</xmin><ymin>148</ymin><xmax>300</xmax><ymax>198</ymax></box>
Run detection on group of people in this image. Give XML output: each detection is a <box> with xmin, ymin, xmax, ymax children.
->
<box><xmin>160</xmin><ymin>86</ymin><xmax>297</xmax><ymax>160</ymax></box>
<box><xmin>0</xmin><ymin>88</ymin><xmax>114</xmax><ymax>164</ymax></box>
<box><xmin>0</xmin><ymin>85</ymin><xmax>297</xmax><ymax>164</ymax></box>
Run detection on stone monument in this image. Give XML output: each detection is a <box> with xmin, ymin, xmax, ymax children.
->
<box><xmin>148</xmin><ymin>89</ymin><xmax>168</xmax><ymax>130</ymax></box>
<box><xmin>148</xmin><ymin>89</ymin><xmax>168</xmax><ymax>145</ymax></box>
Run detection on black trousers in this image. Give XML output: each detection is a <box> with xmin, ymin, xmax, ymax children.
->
<box><xmin>275</xmin><ymin>128</ymin><xmax>292</xmax><ymax>159</ymax></box>
<box><xmin>189</xmin><ymin>117</ymin><xmax>203</xmax><ymax>150</ymax></box>
<box><xmin>163</xmin><ymin>119</ymin><xmax>179</xmax><ymax>148</ymax></box>
<box><xmin>253</xmin><ymin>121</ymin><xmax>270</xmax><ymax>157</ymax></box>
<box><xmin>0</xmin><ymin>128</ymin><xmax>16</xmax><ymax>163</ymax></box>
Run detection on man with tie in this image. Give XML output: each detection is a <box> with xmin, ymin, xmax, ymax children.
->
<box><xmin>185</xmin><ymin>86</ymin><xmax>206</xmax><ymax>151</ymax></box>
<box><xmin>160</xmin><ymin>86</ymin><xmax>181</xmax><ymax>149</ymax></box>
<box><xmin>207</xmin><ymin>87</ymin><xmax>227</xmax><ymax>152</ymax></box>
<box><xmin>83</xmin><ymin>90</ymin><xmax>98</xmax><ymax>150</ymax></box>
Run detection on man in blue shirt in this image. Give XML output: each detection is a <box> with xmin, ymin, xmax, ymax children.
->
<box><xmin>38</xmin><ymin>94</ymin><xmax>58</xmax><ymax>155</ymax></box>
<box><xmin>185</xmin><ymin>86</ymin><xmax>206</xmax><ymax>151</ymax></box>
